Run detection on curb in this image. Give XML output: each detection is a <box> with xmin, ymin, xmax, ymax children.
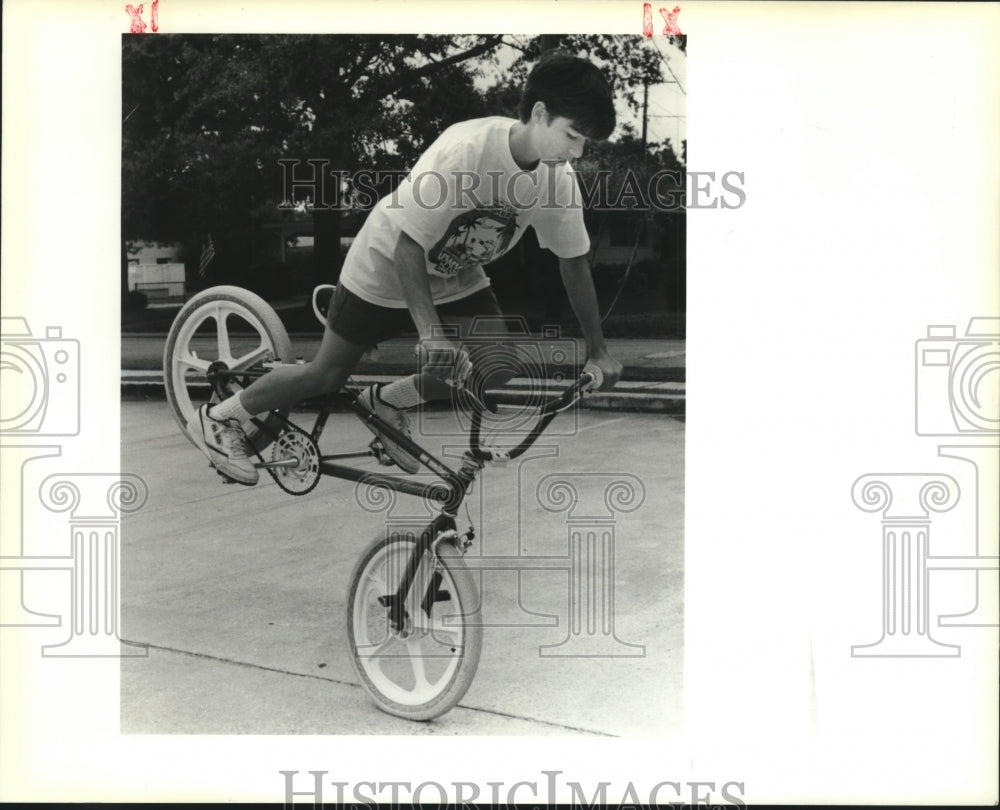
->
<box><xmin>122</xmin><ymin>371</ymin><xmax>685</xmax><ymax>415</ymax></box>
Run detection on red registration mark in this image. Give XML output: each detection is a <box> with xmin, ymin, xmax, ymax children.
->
<box><xmin>643</xmin><ymin>3</ymin><xmax>683</xmax><ymax>37</ymax></box>
<box><xmin>126</xmin><ymin>0</ymin><xmax>159</xmax><ymax>33</ymax></box>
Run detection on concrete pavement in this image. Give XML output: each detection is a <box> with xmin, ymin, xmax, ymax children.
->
<box><xmin>120</xmin><ymin>399</ymin><xmax>684</xmax><ymax>736</ymax></box>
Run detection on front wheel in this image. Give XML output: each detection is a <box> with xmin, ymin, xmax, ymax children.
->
<box><xmin>346</xmin><ymin>529</ymin><xmax>483</xmax><ymax>720</ymax></box>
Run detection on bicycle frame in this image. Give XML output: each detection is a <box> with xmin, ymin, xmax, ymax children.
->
<box><xmin>208</xmin><ymin>362</ymin><xmax>593</xmax><ymax>634</ymax></box>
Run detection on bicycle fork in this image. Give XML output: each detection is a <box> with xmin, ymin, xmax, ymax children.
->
<box><xmin>379</xmin><ymin>455</ymin><xmax>482</xmax><ymax>634</ymax></box>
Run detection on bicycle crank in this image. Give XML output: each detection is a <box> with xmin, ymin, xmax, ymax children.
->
<box><xmin>264</xmin><ymin>426</ymin><xmax>321</xmax><ymax>495</ymax></box>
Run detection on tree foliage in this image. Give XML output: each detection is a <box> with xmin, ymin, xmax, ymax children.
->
<box><xmin>123</xmin><ymin>35</ymin><xmax>503</xmax><ymax>283</ymax></box>
<box><xmin>122</xmin><ymin>34</ymin><xmax>683</xmax><ymax>301</ymax></box>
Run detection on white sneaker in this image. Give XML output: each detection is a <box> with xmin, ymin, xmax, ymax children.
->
<box><xmin>186</xmin><ymin>403</ymin><xmax>259</xmax><ymax>485</ymax></box>
<box><xmin>359</xmin><ymin>386</ymin><xmax>421</xmax><ymax>474</ymax></box>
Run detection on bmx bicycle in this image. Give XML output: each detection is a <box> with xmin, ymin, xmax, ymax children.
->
<box><xmin>163</xmin><ymin>284</ymin><xmax>597</xmax><ymax>720</ymax></box>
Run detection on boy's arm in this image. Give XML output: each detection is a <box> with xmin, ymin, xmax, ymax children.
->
<box><xmin>394</xmin><ymin>230</ymin><xmax>469</xmax><ymax>380</ymax></box>
<box><xmin>393</xmin><ymin>230</ymin><xmax>441</xmax><ymax>339</ymax></box>
<box><xmin>559</xmin><ymin>253</ymin><xmax>623</xmax><ymax>390</ymax></box>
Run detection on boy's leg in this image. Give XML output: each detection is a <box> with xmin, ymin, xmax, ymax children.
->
<box><xmin>380</xmin><ymin>289</ymin><xmax>517</xmax><ymax>406</ymax></box>
<box><xmin>358</xmin><ymin>288</ymin><xmax>528</xmax><ymax>470</ymax></box>
<box><xmin>412</xmin><ymin>326</ymin><xmax>518</xmax><ymax>404</ymax></box>
<box><xmin>237</xmin><ymin>326</ymin><xmax>368</xmax><ymax>415</ymax></box>
<box><xmin>187</xmin><ymin>323</ymin><xmax>369</xmax><ymax>484</ymax></box>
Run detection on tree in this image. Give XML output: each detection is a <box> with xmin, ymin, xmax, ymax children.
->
<box><xmin>497</xmin><ymin>34</ymin><xmax>665</xmax><ymax>120</ymax></box>
<box><xmin>122</xmin><ymin>34</ymin><xmax>684</xmax><ymax>312</ymax></box>
<box><xmin>122</xmin><ymin>34</ymin><xmax>506</xmax><ymax>299</ymax></box>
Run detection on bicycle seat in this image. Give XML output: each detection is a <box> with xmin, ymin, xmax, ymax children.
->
<box><xmin>312</xmin><ymin>284</ymin><xmax>337</xmax><ymax>326</ymax></box>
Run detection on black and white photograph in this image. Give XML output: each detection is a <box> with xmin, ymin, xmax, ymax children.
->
<box><xmin>118</xmin><ymin>33</ymin><xmax>688</xmax><ymax>736</ymax></box>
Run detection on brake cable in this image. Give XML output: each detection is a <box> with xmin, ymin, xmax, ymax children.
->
<box><xmin>598</xmin><ymin>216</ymin><xmax>645</xmax><ymax>324</ymax></box>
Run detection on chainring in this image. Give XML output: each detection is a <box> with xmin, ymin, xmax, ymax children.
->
<box><xmin>267</xmin><ymin>426</ymin><xmax>321</xmax><ymax>495</ymax></box>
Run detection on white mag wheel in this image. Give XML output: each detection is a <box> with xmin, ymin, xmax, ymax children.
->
<box><xmin>347</xmin><ymin>530</ymin><xmax>483</xmax><ymax>720</ymax></box>
<box><xmin>163</xmin><ymin>286</ymin><xmax>293</xmax><ymax>453</ymax></box>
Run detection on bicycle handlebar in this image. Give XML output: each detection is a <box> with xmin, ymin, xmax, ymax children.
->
<box><xmin>467</xmin><ymin>372</ymin><xmax>597</xmax><ymax>462</ymax></box>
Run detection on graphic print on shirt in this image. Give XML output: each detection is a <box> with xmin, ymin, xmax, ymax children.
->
<box><xmin>428</xmin><ymin>202</ymin><xmax>519</xmax><ymax>278</ymax></box>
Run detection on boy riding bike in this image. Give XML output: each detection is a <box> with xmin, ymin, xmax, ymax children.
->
<box><xmin>187</xmin><ymin>52</ymin><xmax>624</xmax><ymax>485</ymax></box>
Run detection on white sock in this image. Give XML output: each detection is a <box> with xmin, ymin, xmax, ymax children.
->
<box><xmin>378</xmin><ymin>376</ymin><xmax>425</xmax><ymax>410</ymax></box>
<box><xmin>208</xmin><ymin>392</ymin><xmax>254</xmax><ymax>423</ymax></box>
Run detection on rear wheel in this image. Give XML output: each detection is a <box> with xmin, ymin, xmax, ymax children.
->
<box><xmin>347</xmin><ymin>529</ymin><xmax>482</xmax><ymax>720</ymax></box>
<box><xmin>163</xmin><ymin>286</ymin><xmax>292</xmax><ymax>453</ymax></box>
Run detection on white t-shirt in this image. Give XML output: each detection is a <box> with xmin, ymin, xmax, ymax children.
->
<box><xmin>339</xmin><ymin>117</ymin><xmax>590</xmax><ymax>308</ymax></box>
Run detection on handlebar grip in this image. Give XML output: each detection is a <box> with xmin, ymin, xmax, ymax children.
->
<box><xmin>580</xmin><ymin>365</ymin><xmax>603</xmax><ymax>392</ymax></box>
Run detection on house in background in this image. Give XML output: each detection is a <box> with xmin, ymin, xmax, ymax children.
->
<box><xmin>126</xmin><ymin>240</ymin><xmax>186</xmax><ymax>304</ymax></box>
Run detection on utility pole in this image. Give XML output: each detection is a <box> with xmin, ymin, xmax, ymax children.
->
<box><xmin>641</xmin><ymin>79</ymin><xmax>649</xmax><ymax>154</ymax></box>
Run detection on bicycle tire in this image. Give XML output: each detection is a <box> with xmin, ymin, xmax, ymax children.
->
<box><xmin>346</xmin><ymin>528</ymin><xmax>483</xmax><ymax>720</ymax></box>
<box><xmin>163</xmin><ymin>285</ymin><xmax>293</xmax><ymax>454</ymax></box>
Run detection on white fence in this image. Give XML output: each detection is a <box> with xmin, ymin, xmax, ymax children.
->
<box><xmin>128</xmin><ymin>263</ymin><xmax>185</xmax><ymax>304</ymax></box>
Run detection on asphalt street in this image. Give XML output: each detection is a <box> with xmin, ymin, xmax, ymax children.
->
<box><xmin>120</xmin><ymin>399</ymin><xmax>684</xmax><ymax>736</ymax></box>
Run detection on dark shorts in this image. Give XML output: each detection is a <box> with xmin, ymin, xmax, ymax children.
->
<box><xmin>327</xmin><ymin>284</ymin><xmax>507</xmax><ymax>347</ymax></box>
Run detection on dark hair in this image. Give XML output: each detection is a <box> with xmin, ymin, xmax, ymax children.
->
<box><xmin>517</xmin><ymin>51</ymin><xmax>615</xmax><ymax>141</ymax></box>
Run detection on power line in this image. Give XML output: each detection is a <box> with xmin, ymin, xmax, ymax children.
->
<box><xmin>652</xmin><ymin>39</ymin><xmax>686</xmax><ymax>95</ymax></box>
<box><xmin>657</xmin><ymin>81</ymin><xmax>686</xmax><ymax>101</ymax></box>
<box><xmin>651</xmin><ymin>98</ymin><xmax>683</xmax><ymax>115</ymax></box>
